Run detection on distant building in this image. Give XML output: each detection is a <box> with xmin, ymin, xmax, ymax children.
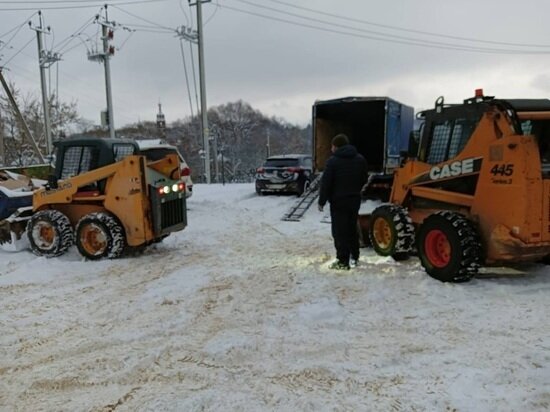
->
<box><xmin>156</xmin><ymin>103</ymin><xmax>166</xmax><ymax>139</ymax></box>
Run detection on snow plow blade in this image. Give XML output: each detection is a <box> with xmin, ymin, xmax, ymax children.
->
<box><xmin>0</xmin><ymin>207</ymin><xmax>33</xmax><ymax>252</ymax></box>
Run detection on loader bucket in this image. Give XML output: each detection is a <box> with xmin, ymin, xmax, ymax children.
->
<box><xmin>0</xmin><ymin>207</ymin><xmax>33</xmax><ymax>252</ymax></box>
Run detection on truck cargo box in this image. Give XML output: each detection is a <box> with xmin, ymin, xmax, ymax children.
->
<box><xmin>313</xmin><ymin>96</ymin><xmax>414</xmax><ymax>174</ymax></box>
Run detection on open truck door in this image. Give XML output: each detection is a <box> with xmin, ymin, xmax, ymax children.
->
<box><xmin>313</xmin><ymin>96</ymin><xmax>414</xmax><ymax>201</ymax></box>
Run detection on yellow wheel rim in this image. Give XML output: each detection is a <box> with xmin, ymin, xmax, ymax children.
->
<box><xmin>373</xmin><ymin>217</ymin><xmax>393</xmax><ymax>250</ymax></box>
<box><xmin>33</xmin><ymin>222</ymin><xmax>56</xmax><ymax>249</ymax></box>
<box><xmin>79</xmin><ymin>223</ymin><xmax>107</xmax><ymax>257</ymax></box>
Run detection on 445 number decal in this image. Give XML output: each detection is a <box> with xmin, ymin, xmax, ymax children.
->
<box><xmin>490</xmin><ymin>164</ymin><xmax>514</xmax><ymax>177</ymax></box>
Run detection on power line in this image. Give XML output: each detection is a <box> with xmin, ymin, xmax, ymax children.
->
<box><xmin>188</xmin><ymin>40</ymin><xmax>199</xmax><ymax>115</ymax></box>
<box><xmin>4</xmin><ymin>54</ymin><xmax>139</xmax><ymax>126</ymax></box>
<box><xmin>178</xmin><ymin>38</ymin><xmax>194</xmax><ymax>118</ymax></box>
<box><xmin>0</xmin><ymin>0</ymin><xmax>156</xmax><ymax>3</ymax></box>
<box><xmin>116</xmin><ymin>22</ymin><xmax>170</xmax><ymax>31</ymax></box>
<box><xmin>61</xmin><ymin>35</ymin><xmax>91</xmax><ymax>54</ymax></box>
<box><xmin>0</xmin><ymin>12</ymin><xmax>37</xmax><ymax>39</ymax></box>
<box><xmin>115</xmin><ymin>24</ymin><xmax>173</xmax><ymax>34</ymax></box>
<box><xmin>116</xmin><ymin>26</ymin><xmax>135</xmax><ymax>50</ymax></box>
<box><xmin>0</xmin><ymin>13</ymin><xmax>38</xmax><ymax>56</ymax></box>
<box><xmin>264</xmin><ymin>0</ymin><xmax>550</xmax><ymax>49</ymax></box>
<box><xmin>111</xmin><ymin>4</ymin><xmax>175</xmax><ymax>32</ymax></box>
<box><xmin>122</xmin><ymin>27</ymin><xmax>174</xmax><ymax>34</ymax></box>
<box><xmin>220</xmin><ymin>3</ymin><xmax>550</xmax><ymax>55</ymax></box>
<box><xmin>233</xmin><ymin>0</ymin><xmax>520</xmax><ymax>53</ymax></box>
<box><xmin>3</xmin><ymin>36</ymin><xmax>35</xmax><ymax>65</ymax></box>
<box><xmin>179</xmin><ymin>0</ymin><xmax>190</xmax><ymax>26</ymax></box>
<box><xmin>231</xmin><ymin>0</ymin><xmax>550</xmax><ymax>53</ymax></box>
<box><xmin>0</xmin><ymin>0</ymin><xmax>167</xmax><ymax>11</ymax></box>
<box><xmin>204</xmin><ymin>0</ymin><xmax>220</xmax><ymax>26</ymax></box>
<box><xmin>54</xmin><ymin>16</ymin><xmax>95</xmax><ymax>51</ymax></box>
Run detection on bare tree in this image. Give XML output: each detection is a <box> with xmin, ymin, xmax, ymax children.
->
<box><xmin>169</xmin><ymin>100</ymin><xmax>311</xmax><ymax>182</ymax></box>
<box><xmin>0</xmin><ymin>81</ymin><xmax>82</xmax><ymax>166</ymax></box>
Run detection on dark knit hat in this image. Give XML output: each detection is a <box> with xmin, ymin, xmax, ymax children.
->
<box><xmin>332</xmin><ymin>134</ymin><xmax>349</xmax><ymax>148</ymax></box>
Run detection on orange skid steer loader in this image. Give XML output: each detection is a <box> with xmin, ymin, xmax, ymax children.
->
<box><xmin>363</xmin><ymin>91</ymin><xmax>550</xmax><ymax>282</ymax></box>
<box><xmin>0</xmin><ymin>137</ymin><xmax>187</xmax><ymax>259</ymax></box>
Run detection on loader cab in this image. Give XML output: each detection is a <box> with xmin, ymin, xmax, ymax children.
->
<box><xmin>417</xmin><ymin>97</ymin><xmax>487</xmax><ymax>165</ymax></box>
<box><xmin>53</xmin><ymin>138</ymin><xmax>139</xmax><ymax>181</ymax></box>
<box><xmin>50</xmin><ymin>138</ymin><xmax>139</xmax><ymax>193</ymax></box>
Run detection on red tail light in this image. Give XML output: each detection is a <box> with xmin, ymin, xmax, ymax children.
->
<box><xmin>178</xmin><ymin>182</ymin><xmax>185</xmax><ymax>191</ymax></box>
<box><xmin>181</xmin><ymin>167</ymin><xmax>191</xmax><ymax>177</ymax></box>
<box><xmin>257</xmin><ymin>167</ymin><xmax>265</xmax><ymax>173</ymax></box>
<box><xmin>286</xmin><ymin>167</ymin><xmax>302</xmax><ymax>173</ymax></box>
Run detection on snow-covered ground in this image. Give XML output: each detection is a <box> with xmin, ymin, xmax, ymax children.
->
<box><xmin>0</xmin><ymin>183</ymin><xmax>548</xmax><ymax>411</ymax></box>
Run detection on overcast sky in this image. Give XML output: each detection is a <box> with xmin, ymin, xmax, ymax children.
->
<box><xmin>1</xmin><ymin>0</ymin><xmax>550</xmax><ymax>128</ymax></box>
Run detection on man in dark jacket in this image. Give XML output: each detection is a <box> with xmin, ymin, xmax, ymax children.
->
<box><xmin>318</xmin><ymin>134</ymin><xmax>368</xmax><ymax>270</ymax></box>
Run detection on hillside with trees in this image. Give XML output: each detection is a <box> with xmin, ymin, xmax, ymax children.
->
<box><xmin>0</xmin><ymin>80</ymin><xmax>312</xmax><ymax>183</ymax></box>
<box><xmin>93</xmin><ymin>100</ymin><xmax>312</xmax><ymax>183</ymax></box>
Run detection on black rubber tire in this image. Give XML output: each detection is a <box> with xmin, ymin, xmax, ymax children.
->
<box><xmin>75</xmin><ymin>212</ymin><xmax>126</xmax><ymax>260</ymax></box>
<box><xmin>27</xmin><ymin>209</ymin><xmax>74</xmax><ymax>257</ymax></box>
<box><xmin>255</xmin><ymin>183</ymin><xmax>266</xmax><ymax>196</ymax></box>
<box><xmin>368</xmin><ymin>204</ymin><xmax>415</xmax><ymax>260</ymax></box>
<box><xmin>417</xmin><ymin>211</ymin><xmax>482</xmax><ymax>282</ymax></box>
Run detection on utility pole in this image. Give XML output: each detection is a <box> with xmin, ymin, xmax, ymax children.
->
<box><xmin>30</xmin><ymin>12</ymin><xmax>60</xmax><ymax>156</ymax></box>
<box><xmin>189</xmin><ymin>0</ymin><xmax>211</xmax><ymax>183</ymax></box>
<box><xmin>88</xmin><ymin>7</ymin><xmax>116</xmax><ymax>138</ymax></box>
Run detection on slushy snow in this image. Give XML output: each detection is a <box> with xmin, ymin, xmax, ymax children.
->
<box><xmin>0</xmin><ymin>183</ymin><xmax>548</xmax><ymax>411</ymax></box>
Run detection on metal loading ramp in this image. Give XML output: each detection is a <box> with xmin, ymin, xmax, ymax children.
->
<box><xmin>282</xmin><ymin>173</ymin><xmax>322</xmax><ymax>221</ymax></box>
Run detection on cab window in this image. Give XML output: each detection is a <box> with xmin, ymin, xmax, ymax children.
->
<box><xmin>61</xmin><ymin>146</ymin><xmax>97</xmax><ymax>179</ymax></box>
<box><xmin>426</xmin><ymin>119</ymin><xmax>477</xmax><ymax>164</ymax></box>
<box><xmin>427</xmin><ymin>122</ymin><xmax>452</xmax><ymax>164</ymax></box>
<box><xmin>113</xmin><ymin>144</ymin><xmax>136</xmax><ymax>162</ymax></box>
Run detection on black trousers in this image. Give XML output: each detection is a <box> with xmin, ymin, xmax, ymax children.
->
<box><xmin>330</xmin><ymin>199</ymin><xmax>360</xmax><ymax>264</ymax></box>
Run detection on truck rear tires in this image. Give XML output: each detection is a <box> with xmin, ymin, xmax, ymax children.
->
<box><xmin>27</xmin><ymin>209</ymin><xmax>74</xmax><ymax>257</ymax></box>
<box><xmin>75</xmin><ymin>212</ymin><xmax>125</xmax><ymax>260</ymax></box>
<box><xmin>417</xmin><ymin>211</ymin><xmax>482</xmax><ymax>282</ymax></box>
<box><xmin>369</xmin><ymin>204</ymin><xmax>415</xmax><ymax>260</ymax></box>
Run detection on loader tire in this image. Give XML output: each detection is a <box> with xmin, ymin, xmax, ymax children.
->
<box><xmin>75</xmin><ymin>212</ymin><xmax>126</xmax><ymax>260</ymax></box>
<box><xmin>369</xmin><ymin>204</ymin><xmax>415</xmax><ymax>260</ymax></box>
<box><xmin>27</xmin><ymin>209</ymin><xmax>74</xmax><ymax>257</ymax></box>
<box><xmin>417</xmin><ymin>211</ymin><xmax>482</xmax><ymax>282</ymax></box>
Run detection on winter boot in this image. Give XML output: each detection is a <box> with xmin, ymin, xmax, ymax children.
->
<box><xmin>328</xmin><ymin>260</ymin><xmax>350</xmax><ymax>270</ymax></box>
